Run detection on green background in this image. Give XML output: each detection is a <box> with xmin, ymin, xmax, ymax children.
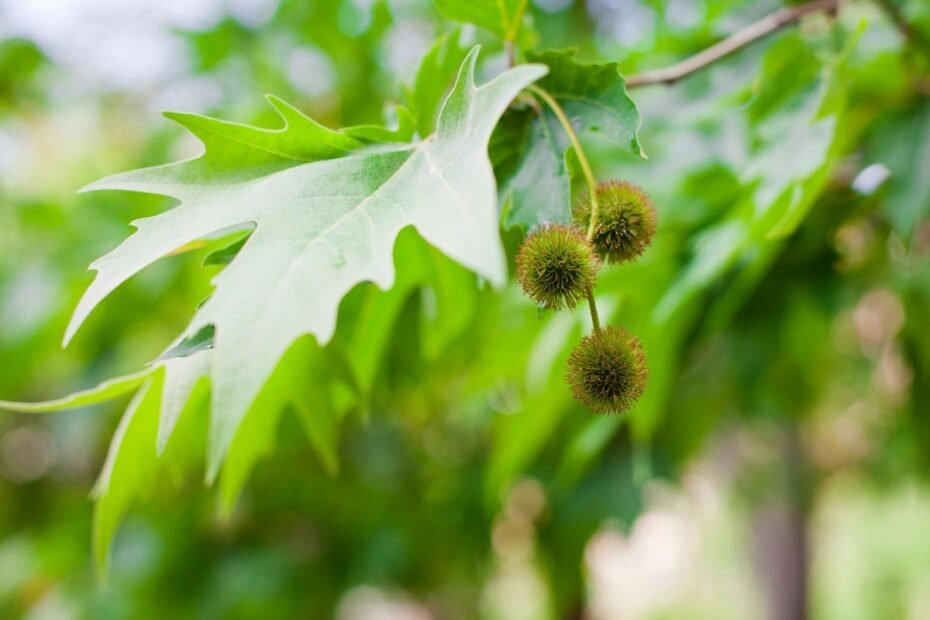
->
<box><xmin>2</xmin><ymin>0</ymin><xmax>930</xmax><ymax>617</ymax></box>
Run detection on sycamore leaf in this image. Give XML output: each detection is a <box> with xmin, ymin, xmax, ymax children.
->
<box><xmin>67</xmin><ymin>48</ymin><xmax>547</xmax><ymax>481</ymax></box>
<box><xmin>526</xmin><ymin>49</ymin><xmax>644</xmax><ymax>157</ymax></box>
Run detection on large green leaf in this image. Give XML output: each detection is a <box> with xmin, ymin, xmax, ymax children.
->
<box><xmin>66</xmin><ymin>48</ymin><xmax>547</xmax><ymax>481</ymax></box>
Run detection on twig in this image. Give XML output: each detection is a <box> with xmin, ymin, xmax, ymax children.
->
<box><xmin>526</xmin><ymin>84</ymin><xmax>604</xmax><ymax>332</ymax></box>
<box><xmin>526</xmin><ymin>85</ymin><xmax>601</xmax><ymax>240</ymax></box>
<box><xmin>626</xmin><ymin>0</ymin><xmax>840</xmax><ymax>88</ymax></box>
<box><xmin>586</xmin><ymin>289</ymin><xmax>601</xmax><ymax>331</ymax></box>
<box><xmin>872</xmin><ymin>0</ymin><xmax>930</xmax><ymax>59</ymax></box>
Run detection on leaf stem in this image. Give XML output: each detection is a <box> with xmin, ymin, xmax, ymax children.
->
<box><xmin>586</xmin><ymin>289</ymin><xmax>601</xmax><ymax>332</ymax></box>
<box><xmin>526</xmin><ymin>84</ymin><xmax>601</xmax><ymax>239</ymax></box>
<box><xmin>505</xmin><ymin>0</ymin><xmax>530</xmax><ymax>43</ymax></box>
<box><xmin>872</xmin><ymin>0</ymin><xmax>930</xmax><ymax>60</ymax></box>
<box><xmin>527</xmin><ymin>83</ymin><xmax>603</xmax><ymax>332</ymax></box>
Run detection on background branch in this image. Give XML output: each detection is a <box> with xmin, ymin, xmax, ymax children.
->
<box><xmin>872</xmin><ymin>0</ymin><xmax>930</xmax><ymax>59</ymax></box>
<box><xmin>626</xmin><ymin>0</ymin><xmax>840</xmax><ymax>88</ymax></box>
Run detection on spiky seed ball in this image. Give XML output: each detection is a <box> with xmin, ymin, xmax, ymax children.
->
<box><xmin>515</xmin><ymin>224</ymin><xmax>598</xmax><ymax>310</ymax></box>
<box><xmin>574</xmin><ymin>181</ymin><xmax>657</xmax><ymax>264</ymax></box>
<box><xmin>566</xmin><ymin>326</ymin><xmax>648</xmax><ymax>414</ymax></box>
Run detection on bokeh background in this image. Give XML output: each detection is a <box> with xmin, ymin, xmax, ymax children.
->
<box><xmin>2</xmin><ymin>0</ymin><xmax>929</xmax><ymax>618</ymax></box>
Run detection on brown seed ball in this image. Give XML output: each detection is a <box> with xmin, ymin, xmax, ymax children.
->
<box><xmin>515</xmin><ymin>224</ymin><xmax>599</xmax><ymax>310</ymax></box>
<box><xmin>574</xmin><ymin>181</ymin><xmax>657</xmax><ymax>264</ymax></box>
<box><xmin>565</xmin><ymin>326</ymin><xmax>648</xmax><ymax>414</ymax></box>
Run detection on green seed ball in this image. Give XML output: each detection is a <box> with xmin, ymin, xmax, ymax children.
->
<box><xmin>515</xmin><ymin>224</ymin><xmax>599</xmax><ymax>311</ymax></box>
<box><xmin>574</xmin><ymin>181</ymin><xmax>657</xmax><ymax>264</ymax></box>
<box><xmin>565</xmin><ymin>326</ymin><xmax>648</xmax><ymax>415</ymax></box>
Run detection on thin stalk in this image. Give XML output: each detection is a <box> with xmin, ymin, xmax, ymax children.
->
<box><xmin>504</xmin><ymin>0</ymin><xmax>530</xmax><ymax>43</ymax></box>
<box><xmin>527</xmin><ymin>83</ymin><xmax>603</xmax><ymax>331</ymax></box>
<box><xmin>586</xmin><ymin>289</ymin><xmax>601</xmax><ymax>332</ymax></box>
<box><xmin>626</xmin><ymin>0</ymin><xmax>841</xmax><ymax>87</ymax></box>
<box><xmin>526</xmin><ymin>85</ymin><xmax>601</xmax><ymax>239</ymax></box>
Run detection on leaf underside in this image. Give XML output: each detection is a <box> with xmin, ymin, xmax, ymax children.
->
<box><xmin>65</xmin><ymin>48</ymin><xmax>547</xmax><ymax>481</ymax></box>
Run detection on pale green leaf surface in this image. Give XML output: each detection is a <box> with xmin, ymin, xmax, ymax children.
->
<box><xmin>67</xmin><ymin>49</ymin><xmax>546</xmax><ymax>481</ymax></box>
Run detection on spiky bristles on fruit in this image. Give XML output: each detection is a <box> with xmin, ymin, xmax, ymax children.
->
<box><xmin>516</xmin><ymin>224</ymin><xmax>599</xmax><ymax>310</ymax></box>
<box><xmin>574</xmin><ymin>181</ymin><xmax>657</xmax><ymax>264</ymax></box>
<box><xmin>566</xmin><ymin>326</ymin><xmax>648</xmax><ymax>414</ymax></box>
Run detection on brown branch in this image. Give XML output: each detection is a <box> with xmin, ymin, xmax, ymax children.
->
<box><xmin>872</xmin><ymin>0</ymin><xmax>930</xmax><ymax>59</ymax></box>
<box><xmin>626</xmin><ymin>0</ymin><xmax>840</xmax><ymax>88</ymax></box>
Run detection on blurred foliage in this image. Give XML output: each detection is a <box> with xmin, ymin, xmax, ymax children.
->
<box><xmin>1</xmin><ymin>0</ymin><xmax>930</xmax><ymax>618</ymax></box>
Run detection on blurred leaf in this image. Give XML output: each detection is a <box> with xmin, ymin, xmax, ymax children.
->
<box><xmin>156</xmin><ymin>351</ymin><xmax>211</xmax><ymax>455</ymax></box>
<box><xmin>202</xmin><ymin>237</ymin><xmax>249</xmax><ymax>268</ymax></box>
<box><xmin>526</xmin><ymin>49</ymin><xmax>645</xmax><ymax>157</ymax></box>
<box><xmin>91</xmin><ymin>373</ymin><xmax>163</xmax><ymax>575</ymax></box>
<box><xmin>871</xmin><ymin>101</ymin><xmax>930</xmax><ymax>238</ymax></box>
<box><xmin>342</xmin><ymin>106</ymin><xmax>417</xmax><ymax>143</ymax></box>
<box><xmin>0</xmin><ymin>39</ymin><xmax>45</xmax><ymax>107</ymax></box>
<box><xmin>486</xmin><ymin>310</ymin><xmax>579</xmax><ymax>499</ymax></box>
<box><xmin>408</xmin><ymin>28</ymin><xmax>473</xmax><ymax>137</ymax></box>
<box><xmin>218</xmin><ymin>337</ymin><xmax>338</xmax><ymax>511</ymax></box>
<box><xmin>432</xmin><ymin>0</ymin><xmax>528</xmax><ymax>40</ymax></box>
<box><xmin>156</xmin><ymin>325</ymin><xmax>215</xmax><ymax>361</ymax></box>
<box><xmin>499</xmin><ymin>107</ymin><xmax>572</xmax><ymax>229</ymax></box>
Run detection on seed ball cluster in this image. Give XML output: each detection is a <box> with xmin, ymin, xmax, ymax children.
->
<box><xmin>515</xmin><ymin>224</ymin><xmax>598</xmax><ymax>310</ymax></box>
<box><xmin>565</xmin><ymin>326</ymin><xmax>648</xmax><ymax>415</ymax></box>
<box><xmin>514</xmin><ymin>179</ymin><xmax>656</xmax><ymax>415</ymax></box>
<box><xmin>574</xmin><ymin>181</ymin><xmax>657</xmax><ymax>264</ymax></box>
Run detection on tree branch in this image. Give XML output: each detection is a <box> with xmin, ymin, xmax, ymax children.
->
<box><xmin>626</xmin><ymin>0</ymin><xmax>840</xmax><ymax>88</ymax></box>
<box><xmin>872</xmin><ymin>0</ymin><xmax>930</xmax><ymax>59</ymax></box>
